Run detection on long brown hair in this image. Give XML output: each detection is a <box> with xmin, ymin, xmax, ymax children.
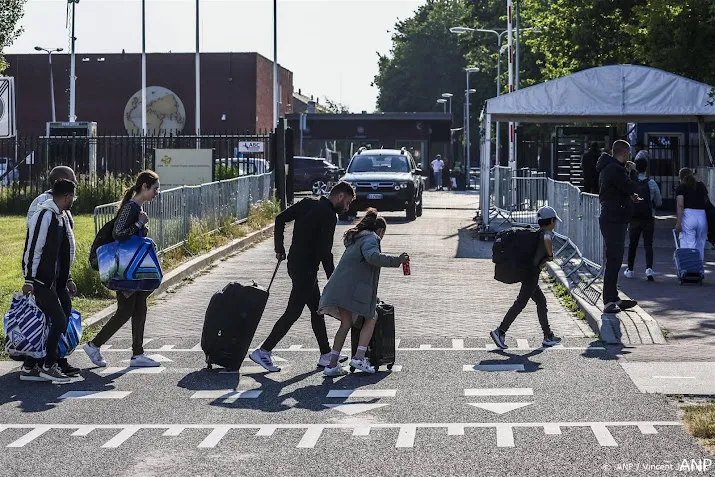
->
<box><xmin>343</xmin><ymin>208</ymin><xmax>387</xmax><ymax>245</ymax></box>
<box><xmin>120</xmin><ymin>170</ymin><xmax>160</xmax><ymax>207</ymax></box>
<box><xmin>679</xmin><ymin>167</ymin><xmax>697</xmax><ymax>189</ymax></box>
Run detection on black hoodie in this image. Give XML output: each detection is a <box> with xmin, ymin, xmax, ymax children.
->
<box><xmin>596</xmin><ymin>152</ymin><xmax>637</xmax><ymax>223</ymax></box>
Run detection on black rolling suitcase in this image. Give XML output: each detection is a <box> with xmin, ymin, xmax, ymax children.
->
<box><xmin>349</xmin><ymin>302</ymin><xmax>396</xmax><ymax>373</ymax></box>
<box><xmin>201</xmin><ymin>261</ymin><xmax>281</xmax><ymax>369</ymax></box>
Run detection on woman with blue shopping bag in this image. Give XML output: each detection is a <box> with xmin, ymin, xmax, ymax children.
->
<box><xmin>84</xmin><ymin>170</ymin><xmax>163</xmax><ymax>368</ymax></box>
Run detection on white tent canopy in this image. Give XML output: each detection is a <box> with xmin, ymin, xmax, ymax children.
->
<box><xmin>485</xmin><ymin>64</ymin><xmax>715</xmax><ymax>123</ymax></box>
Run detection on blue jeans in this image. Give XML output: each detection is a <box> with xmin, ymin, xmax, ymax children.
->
<box><xmin>434</xmin><ymin>171</ymin><xmax>443</xmax><ymax>189</ymax></box>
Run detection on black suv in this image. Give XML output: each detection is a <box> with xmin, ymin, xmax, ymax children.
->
<box><xmin>293</xmin><ymin>156</ymin><xmax>342</xmax><ymax>195</ymax></box>
<box><xmin>339</xmin><ymin>148</ymin><xmax>424</xmax><ymax>221</ymax></box>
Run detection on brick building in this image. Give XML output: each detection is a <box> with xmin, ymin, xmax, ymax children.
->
<box><xmin>4</xmin><ymin>52</ymin><xmax>293</xmax><ymax>135</ymax></box>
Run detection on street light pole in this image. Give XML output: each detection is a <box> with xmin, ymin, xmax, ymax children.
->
<box><xmin>273</xmin><ymin>0</ymin><xmax>279</xmax><ymax>128</ymax></box>
<box><xmin>68</xmin><ymin>0</ymin><xmax>79</xmax><ymax>123</ymax></box>
<box><xmin>437</xmin><ymin>99</ymin><xmax>447</xmax><ymax>113</ymax></box>
<box><xmin>465</xmin><ymin>67</ymin><xmax>479</xmax><ymax>189</ymax></box>
<box><xmin>442</xmin><ymin>93</ymin><xmax>453</xmax><ymax>114</ymax></box>
<box><xmin>35</xmin><ymin>47</ymin><xmax>63</xmax><ymax>123</ymax></box>
<box><xmin>195</xmin><ymin>0</ymin><xmax>201</xmax><ymax>140</ymax></box>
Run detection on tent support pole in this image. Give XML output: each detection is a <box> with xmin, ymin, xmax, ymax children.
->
<box><xmin>481</xmin><ymin>114</ymin><xmax>492</xmax><ymax>230</ymax></box>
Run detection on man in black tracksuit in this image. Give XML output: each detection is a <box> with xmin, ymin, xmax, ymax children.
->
<box><xmin>250</xmin><ymin>182</ymin><xmax>355</xmax><ymax>372</ymax></box>
<box><xmin>597</xmin><ymin>140</ymin><xmax>641</xmax><ymax>314</ymax></box>
<box><xmin>21</xmin><ymin>179</ymin><xmax>78</xmax><ymax>382</ymax></box>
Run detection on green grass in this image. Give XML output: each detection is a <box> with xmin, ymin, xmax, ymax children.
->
<box><xmin>0</xmin><ymin>198</ymin><xmax>280</xmax><ymax>359</ymax></box>
<box><xmin>548</xmin><ymin>279</ymin><xmax>587</xmax><ymax>321</ymax></box>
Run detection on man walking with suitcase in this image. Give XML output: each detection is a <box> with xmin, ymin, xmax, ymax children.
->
<box><xmin>250</xmin><ymin>182</ymin><xmax>356</xmax><ymax>372</ymax></box>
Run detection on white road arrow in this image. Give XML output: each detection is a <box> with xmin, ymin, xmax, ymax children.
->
<box><xmin>322</xmin><ymin>403</ymin><xmax>390</xmax><ymax>415</ymax></box>
<box><xmin>468</xmin><ymin>402</ymin><xmax>532</xmax><ymax>415</ymax></box>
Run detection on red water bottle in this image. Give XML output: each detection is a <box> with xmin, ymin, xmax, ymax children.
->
<box><xmin>402</xmin><ymin>260</ymin><xmax>411</xmax><ymax>276</ymax></box>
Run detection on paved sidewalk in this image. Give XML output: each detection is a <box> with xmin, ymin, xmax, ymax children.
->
<box><xmin>115</xmin><ymin>191</ymin><xmax>589</xmax><ymax>346</ymax></box>
<box><xmin>617</xmin><ymin>216</ymin><xmax>715</xmax><ymax>346</ymax></box>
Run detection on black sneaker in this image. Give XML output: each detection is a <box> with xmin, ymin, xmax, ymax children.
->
<box><xmin>603</xmin><ymin>303</ymin><xmax>621</xmax><ymax>314</ymax></box>
<box><xmin>19</xmin><ymin>365</ymin><xmax>45</xmax><ymax>382</ymax></box>
<box><xmin>542</xmin><ymin>333</ymin><xmax>562</xmax><ymax>347</ymax></box>
<box><xmin>617</xmin><ymin>299</ymin><xmax>638</xmax><ymax>310</ymax></box>
<box><xmin>39</xmin><ymin>364</ymin><xmax>71</xmax><ymax>383</ymax></box>
<box><xmin>60</xmin><ymin>363</ymin><xmax>81</xmax><ymax>377</ymax></box>
<box><xmin>490</xmin><ymin>329</ymin><xmax>508</xmax><ymax>349</ymax></box>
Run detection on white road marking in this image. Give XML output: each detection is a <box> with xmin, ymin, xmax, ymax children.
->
<box><xmin>496</xmin><ymin>424</ymin><xmax>515</xmax><ymax>447</ymax></box>
<box><xmin>322</xmin><ymin>403</ymin><xmax>390</xmax><ymax>415</ymax></box>
<box><xmin>59</xmin><ymin>391</ymin><xmax>132</xmax><ymax>400</ymax></box>
<box><xmin>485</xmin><ymin>344</ymin><xmax>499</xmax><ymax>351</ymax></box>
<box><xmin>389</xmin><ymin>365</ymin><xmax>403</xmax><ymax>372</ymax></box>
<box><xmin>100</xmin><ymin>367</ymin><xmax>165</xmax><ymax>375</ymax></box>
<box><xmin>452</xmin><ymin>339</ymin><xmax>464</xmax><ymax>349</ymax></box>
<box><xmin>287</xmin><ymin>345</ymin><xmax>303</xmax><ymax>351</ymax></box>
<box><xmin>652</xmin><ymin>376</ymin><xmax>696</xmax><ymax>379</ymax></box>
<box><xmin>96</xmin><ymin>345</ymin><xmax>606</xmax><ymax>352</ymax></box>
<box><xmin>463</xmin><ymin>364</ymin><xmax>525</xmax><ymax>372</ymax></box>
<box><xmin>198</xmin><ymin>426</ymin><xmax>231</xmax><ymax>448</ymax></box>
<box><xmin>121</xmin><ymin>354</ymin><xmax>172</xmax><ymax>363</ymax></box>
<box><xmin>326</xmin><ymin>389</ymin><xmax>397</xmax><ymax>398</ymax></box>
<box><xmin>591</xmin><ymin>424</ymin><xmax>618</xmax><ymax>446</ymax></box>
<box><xmin>516</xmin><ymin>339</ymin><xmax>529</xmax><ymax>349</ymax></box>
<box><xmin>395</xmin><ymin>339</ymin><xmax>401</xmax><ymax>349</ymax></box>
<box><xmin>468</xmin><ymin>402</ymin><xmax>532</xmax><ymax>415</ymax></box>
<box><xmin>102</xmin><ymin>426</ymin><xmax>141</xmax><ymax>448</ymax></box>
<box><xmin>190</xmin><ymin>343</ymin><xmax>202</xmax><ymax>351</ymax></box>
<box><xmin>464</xmin><ymin>388</ymin><xmax>533</xmax><ymax>396</ymax></box>
<box><xmin>419</xmin><ymin>344</ymin><xmax>432</xmax><ymax>349</ymax></box>
<box><xmin>190</xmin><ymin>390</ymin><xmax>262</xmax><ymax>400</ymax></box>
<box><xmin>157</xmin><ymin>345</ymin><xmax>175</xmax><ymax>351</ymax></box>
<box><xmin>0</xmin><ymin>422</ymin><xmax>682</xmax><ymax>449</ymax></box>
<box><xmin>142</xmin><ymin>338</ymin><xmax>154</xmax><ymax>346</ymax></box>
<box><xmin>7</xmin><ymin>426</ymin><xmax>51</xmax><ymax>448</ymax></box>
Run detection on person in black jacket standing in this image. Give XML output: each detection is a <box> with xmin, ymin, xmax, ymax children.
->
<box><xmin>597</xmin><ymin>140</ymin><xmax>642</xmax><ymax>314</ymax></box>
<box><xmin>581</xmin><ymin>142</ymin><xmax>601</xmax><ymax>194</ymax></box>
<box><xmin>250</xmin><ymin>181</ymin><xmax>355</xmax><ymax>372</ymax></box>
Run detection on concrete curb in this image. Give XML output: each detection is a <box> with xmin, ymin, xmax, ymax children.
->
<box><xmin>545</xmin><ymin>262</ymin><xmax>666</xmax><ymax>345</ymax></box>
<box><xmin>84</xmin><ymin>224</ymin><xmax>275</xmax><ymax>329</ymax></box>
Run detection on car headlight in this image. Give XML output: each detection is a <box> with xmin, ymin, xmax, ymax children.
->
<box><xmin>398</xmin><ymin>182</ymin><xmax>410</xmax><ymax>189</ymax></box>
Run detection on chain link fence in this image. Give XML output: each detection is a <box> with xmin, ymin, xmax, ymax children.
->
<box><xmin>93</xmin><ymin>173</ymin><xmax>273</xmax><ymax>255</ymax></box>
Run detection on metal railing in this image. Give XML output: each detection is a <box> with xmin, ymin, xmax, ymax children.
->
<box><xmin>93</xmin><ymin>173</ymin><xmax>273</xmax><ymax>255</ymax></box>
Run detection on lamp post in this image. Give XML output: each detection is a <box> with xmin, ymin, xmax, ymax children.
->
<box><xmin>450</xmin><ymin>26</ymin><xmax>539</xmax><ymax>167</ymax></box>
<box><xmin>436</xmin><ymin>98</ymin><xmax>447</xmax><ymax>113</ymax></box>
<box><xmin>68</xmin><ymin>0</ymin><xmax>80</xmax><ymax>123</ymax></box>
<box><xmin>465</xmin><ymin>67</ymin><xmax>479</xmax><ymax>187</ymax></box>
<box><xmin>195</xmin><ymin>0</ymin><xmax>201</xmax><ymax>140</ymax></box>
<box><xmin>441</xmin><ymin>93</ymin><xmax>453</xmax><ymax>114</ymax></box>
<box><xmin>273</xmin><ymin>0</ymin><xmax>279</xmax><ymax>128</ymax></box>
<box><xmin>34</xmin><ymin>46</ymin><xmax>63</xmax><ymax>123</ymax></box>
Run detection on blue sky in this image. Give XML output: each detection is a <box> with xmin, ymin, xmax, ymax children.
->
<box><xmin>8</xmin><ymin>0</ymin><xmax>427</xmax><ymax>112</ymax></box>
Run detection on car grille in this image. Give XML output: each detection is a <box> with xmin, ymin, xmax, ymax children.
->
<box><xmin>355</xmin><ymin>182</ymin><xmax>396</xmax><ymax>191</ymax></box>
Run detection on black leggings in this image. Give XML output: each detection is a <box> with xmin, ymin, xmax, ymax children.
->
<box><xmin>261</xmin><ymin>265</ymin><xmax>331</xmax><ymax>355</ymax></box>
<box><xmin>32</xmin><ymin>284</ymin><xmax>71</xmax><ymax>368</ymax></box>
<box><xmin>92</xmin><ymin>291</ymin><xmax>151</xmax><ymax>356</ymax></box>
<box><xmin>499</xmin><ymin>271</ymin><xmax>551</xmax><ymax>336</ymax></box>
<box><xmin>627</xmin><ymin>217</ymin><xmax>655</xmax><ymax>270</ymax></box>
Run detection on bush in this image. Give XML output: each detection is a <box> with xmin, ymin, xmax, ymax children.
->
<box><xmin>70</xmin><ymin>240</ymin><xmax>114</xmax><ymax>299</ymax></box>
<box><xmin>215</xmin><ymin>165</ymin><xmax>239</xmax><ymax>181</ymax></box>
<box><xmin>185</xmin><ymin>217</ymin><xmax>212</xmax><ymax>255</ymax></box>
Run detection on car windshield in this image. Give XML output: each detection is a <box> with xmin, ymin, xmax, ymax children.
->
<box><xmin>348</xmin><ymin>155</ymin><xmax>410</xmax><ymax>173</ymax></box>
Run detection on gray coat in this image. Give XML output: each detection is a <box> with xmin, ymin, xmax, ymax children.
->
<box><xmin>318</xmin><ymin>231</ymin><xmax>403</xmax><ymax>319</ymax></box>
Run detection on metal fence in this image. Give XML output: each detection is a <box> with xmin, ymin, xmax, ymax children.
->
<box><xmin>0</xmin><ymin>132</ymin><xmax>272</xmax><ymax>214</ymax></box>
<box><xmin>93</xmin><ymin>173</ymin><xmax>273</xmax><ymax>255</ymax></box>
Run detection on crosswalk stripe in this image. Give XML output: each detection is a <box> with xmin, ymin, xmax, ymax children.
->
<box><xmin>465</xmin><ymin>388</ymin><xmax>533</xmax><ymax>396</ymax></box>
<box><xmin>6</xmin><ymin>426</ymin><xmax>50</xmax><ymax>448</ymax></box>
<box><xmin>326</xmin><ymin>389</ymin><xmax>397</xmax><ymax>398</ymax></box>
<box><xmin>464</xmin><ymin>364</ymin><xmax>525</xmax><ymax>372</ymax></box>
<box><xmin>59</xmin><ymin>391</ymin><xmax>132</xmax><ymax>400</ymax></box>
<box><xmin>496</xmin><ymin>425</ymin><xmax>515</xmax><ymax>447</ymax></box>
<box><xmin>452</xmin><ymin>339</ymin><xmax>464</xmax><ymax>349</ymax></box>
<box><xmin>396</xmin><ymin>425</ymin><xmax>417</xmax><ymax>448</ymax></box>
<box><xmin>591</xmin><ymin>424</ymin><xmax>618</xmax><ymax>446</ymax></box>
<box><xmin>517</xmin><ymin>339</ymin><xmax>529</xmax><ymax>349</ymax></box>
<box><xmin>297</xmin><ymin>427</ymin><xmax>323</xmax><ymax>448</ymax></box>
<box><xmin>101</xmin><ymin>426</ymin><xmax>140</xmax><ymax>448</ymax></box>
<box><xmin>198</xmin><ymin>427</ymin><xmax>230</xmax><ymax>448</ymax></box>
<box><xmin>100</xmin><ymin>367</ymin><xmax>165</xmax><ymax>375</ymax></box>
<box><xmin>191</xmin><ymin>390</ymin><xmax>262</xmax><ymax>399</ymax></box>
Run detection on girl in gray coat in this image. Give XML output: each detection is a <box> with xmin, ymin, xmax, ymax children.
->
<box><xmin>318</xmin><ymin>209</ymin><xmax>409</xmax><ymax>376</ymax></box>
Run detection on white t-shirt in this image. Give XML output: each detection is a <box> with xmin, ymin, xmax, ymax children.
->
<box><xmin>431</xmin><ymin>159</ymin><xmax>444</xmax><ymax>173</ymax></box>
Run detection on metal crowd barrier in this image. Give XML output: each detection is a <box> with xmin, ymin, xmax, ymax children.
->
<box><xmin>93</xmin><ymin>173</ymin><xmax>274</xmax><ymax>254</ymax></box>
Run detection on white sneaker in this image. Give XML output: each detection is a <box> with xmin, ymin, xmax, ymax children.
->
<box><xmin>323</xmin><ymin>365</ymin><xmax>348</xmax><ymax>377</ymax></box>
<box><xmin>350</xmin><ymin>357</ymin><xmax>376</xmax><ymax>374</ymax></box>
<box><xmin>624</xmin><ymin>269</ymin><xmax>634</xmax><ymax>279</ymax></box>
<box><xmin>83</xmin><ymin>343</ymin><xmax>107</xmax><ymax>367</ymax></box>
<box><xmin>129</xmin><ymin>354</ymin><xmax>161</xmax><ymax>367</ymax></box>
<box><xmin>318</xmin><ymin>352</ymin><xmax>348</xmax><ymax>367</ymax></box>
<box><xmin>249</xmin><ymin>349</ymin><xmax>281</xmax><ymax>372</ymax></box>
<box><xmin>646</xmin><ymin>268</ymin><xmax>655</xmax><ymax>282</ymax></box>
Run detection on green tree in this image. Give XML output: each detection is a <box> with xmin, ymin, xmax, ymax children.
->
<box><xmin>323</xmin><ymin>97</ymin><xmax>351</xmax><ymax>114</ymax></box>
<box><xmin>0</xmin><ymin>0</ymin><xmax>26</xmax><ymax>73</ymax></box>
<box><xmin>373</xmin><ymin>0</ymin><xmax>469</xmax><ymax>121</ymax></box>
<box><xmin>630</xmin><ymin>0</ymin><xmax>715</xmax><ymax>85</ymax></box>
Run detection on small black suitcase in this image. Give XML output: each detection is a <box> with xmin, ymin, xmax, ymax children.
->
<box><xmin>672</xmin><ymin>230</ymin><xmax>705</xmax><ymax>285</ymax></box>
<box><xmin>349</xmin><ymin>302</ymin><xmax>396</xmax><ymax>373</ymax></box>
<box><xmin>201</xmin><ymin>261</ymin><xmax>281</xmax><ymax>369</ymax></box>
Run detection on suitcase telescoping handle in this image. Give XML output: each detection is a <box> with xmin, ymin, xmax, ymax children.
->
<box><xmin>267</xmin><ymin>259</ymin><xmax>282</xmax><ymax>293</ymax></box>
<box><xmin>673</xmin><ymin>229</ymin><xmax>681</xmax><ymax>250</ymax></box>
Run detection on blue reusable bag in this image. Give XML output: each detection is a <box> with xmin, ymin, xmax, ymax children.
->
<box><xmin>57</xmin><ymin>310</ymin><xmax>82</xmax><ymax>358</ymax></box>
<box><xmin>3</xmin><ymin>294</ymin><xmax>48</xmax><ymax>360</ymax></box>
<box><xmin>97</xmin><ymin>234</ymin><xmax>163</xmax><ymax>291</ymax></box>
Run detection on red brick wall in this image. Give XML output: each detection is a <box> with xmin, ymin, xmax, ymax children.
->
<box><xmin>255</xmin><ymin>54</ymin><xmax>294</xmax><ymax>132</ymax></box>
<box><xmin>5</xmin><ymin>52</ymin><xmax>293</xmax><ymax>134</ymax></box>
